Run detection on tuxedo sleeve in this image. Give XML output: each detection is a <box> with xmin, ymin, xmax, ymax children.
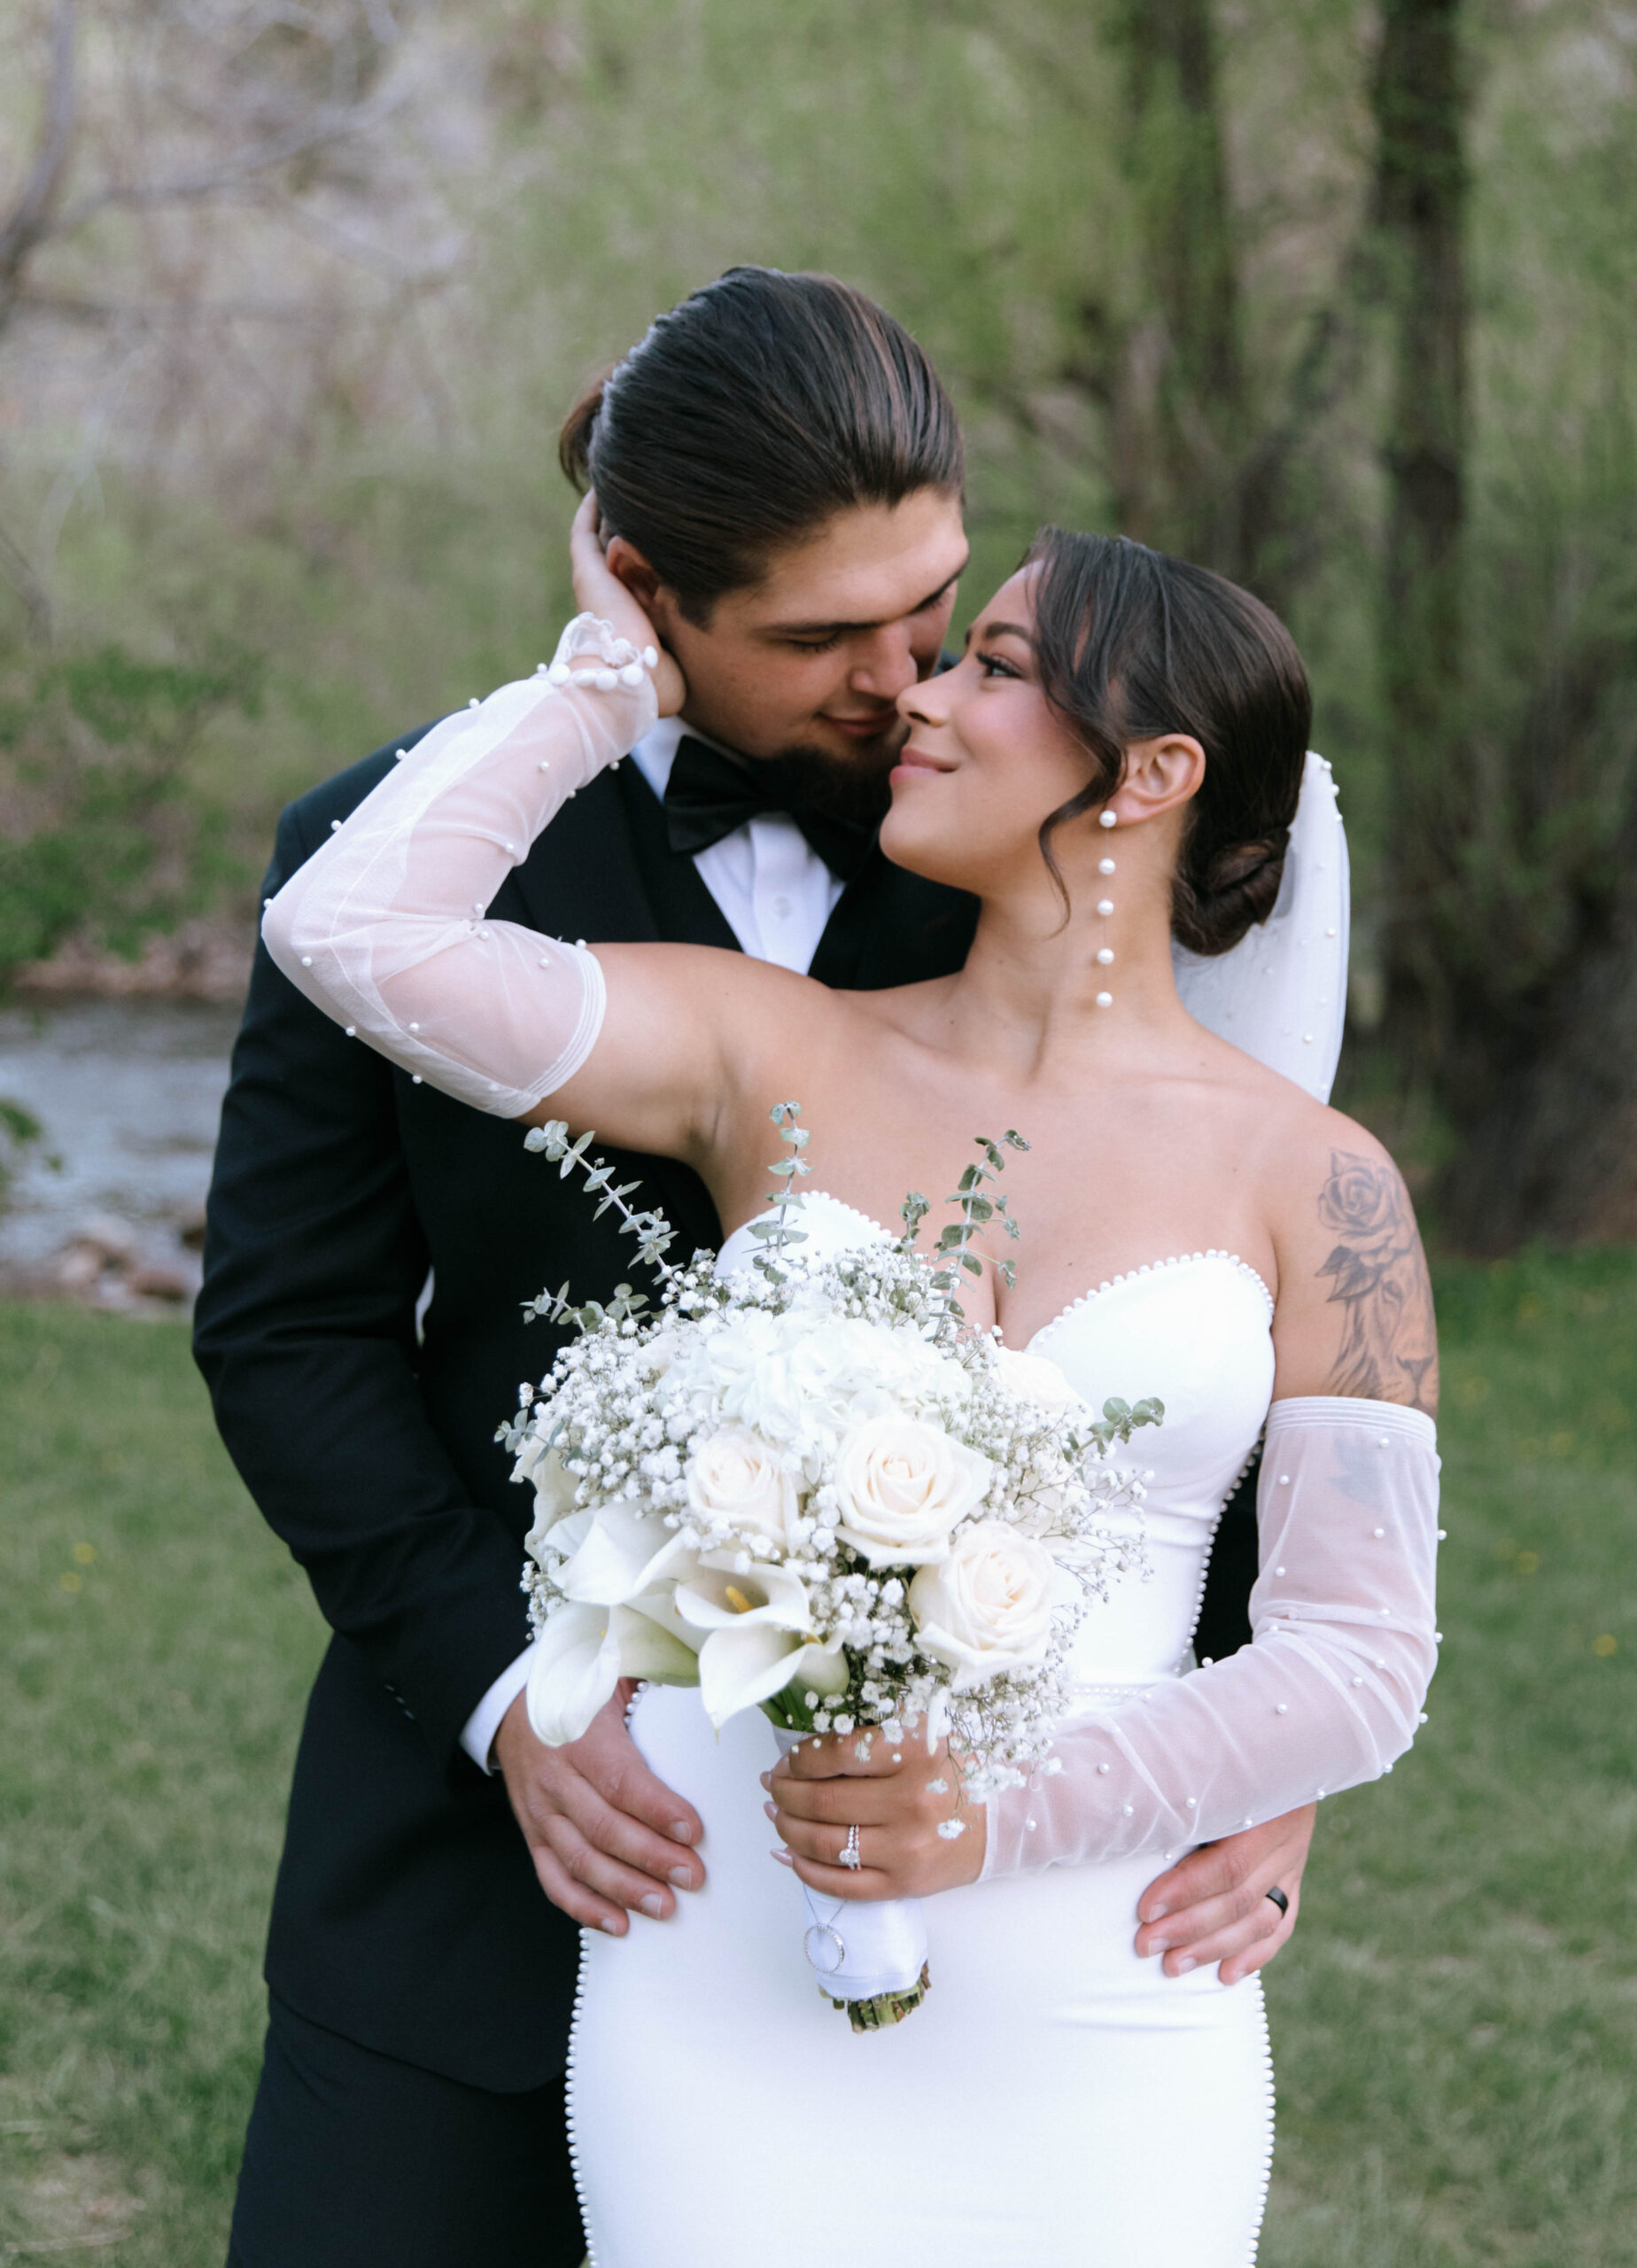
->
<box><xmin>194</xmin><ymin>784</ymin><xmax>531</xmax><ymax>1776</ymax></box>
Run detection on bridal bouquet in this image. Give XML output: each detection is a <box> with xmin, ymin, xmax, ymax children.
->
<box><xmin>500</xmin><ymin>1107</ymin><xmax>1157</xmax><ymax>2029</ymax></box>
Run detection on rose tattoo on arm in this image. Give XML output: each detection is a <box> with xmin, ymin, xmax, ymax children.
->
<box><xmin>1315</xmin><ymin>1151</ymin><xmax>1439</xmax><ymax>1412</ymax></box>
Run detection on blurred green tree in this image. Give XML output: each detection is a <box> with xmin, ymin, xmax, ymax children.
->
<box><xmin>1</xmin><ymin>0</ymin><xmax>1633</xmax><ymax>1244</ymax></box>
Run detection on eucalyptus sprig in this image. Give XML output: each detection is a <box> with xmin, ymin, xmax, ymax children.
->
<box><xmin>519</xmin><ymin>1118</ymin><xmax>679</xmax><ymax>1330</ymax></box>
<box><xmin>1075</xmin><ymin>1394</ymin><xmax>1167</xmax><ymax>1456</ymax></box>
<box><xmin>917</xmin><ymin>1130</ymin><xmax>1028</xmax><ymax>1330</ymax></box>
<box><xmin>748</xmin><ymin>1100</ymin><xmax>811</xmax><ymax>1285</ymax></box>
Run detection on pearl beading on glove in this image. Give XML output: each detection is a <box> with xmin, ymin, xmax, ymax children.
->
<box><xmin>540</xmin><ymin>614</ymin><xmax>661</xmax><ymax>693</ymax></box>
<box><xmin>261</xmin><ymin>614</ymin><xmax>658</xmax><ymax>1115</ymax></box>
<box><xmin>981</xmin><ymin>1396</ymin><xmax>1440</xmax><ymax>1877</ymax></box>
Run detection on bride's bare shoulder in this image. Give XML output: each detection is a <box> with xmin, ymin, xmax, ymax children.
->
<box><xmin>1256</xmin><ymin>1094</ymin><xmax>1439</xmax><ymax>1413</ymax></box>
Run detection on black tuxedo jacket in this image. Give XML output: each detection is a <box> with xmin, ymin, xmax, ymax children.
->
<box><xmin>195</xmin><ymin>723</ymin><xmax>1258</xmax><ymax>2091</ymax></box>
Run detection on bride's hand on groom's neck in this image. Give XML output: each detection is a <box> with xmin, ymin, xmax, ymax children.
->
<box><xmin>493</xmin><ymin>1682</ymin><xmax>705</xmax><ymax>1936</ymax></box>
<box><xmin>568</xmin><ymin>489</ymin><xmax>687</xmax><ymax>717</ymax></box>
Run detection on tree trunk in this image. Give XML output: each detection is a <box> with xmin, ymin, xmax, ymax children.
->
<box><xmin>1369</xmin><ymin>0</ymin><xmax>1471</xmax><ymax>1085</ymax></box>
<box><xmin>0</xmin><ymin>2</ymin><xmax>76</xmax><ymax>338</ymax></box>
<box><xmin>1104</xmin><ymin>0</ymin><xmax>1247</xmax><ymax>572</ymax></box>
<box><xmin>1435</xmin><ymin>630</ymin><xmax>1637</xmax><ymax>1250</ymax></box>
<box><xmin>1366</xmin><ymin>0</ymin><xmax>1637</xmax><ymax>1249</ymax></box>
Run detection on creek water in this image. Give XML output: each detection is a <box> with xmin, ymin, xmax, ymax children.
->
<box><xmin>0</xmin><ymin>997</ymin><xmax>241</xmax><ymax>1296</ymax></box>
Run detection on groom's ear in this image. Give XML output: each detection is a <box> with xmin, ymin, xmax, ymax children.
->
<box><xmin>606</xmin><ymin>536</ymin><xmax>699</xmax><ymax>644</ymax></box>
<box><xmin>604</xmin><ymin>536</ymin><xmax>660</xmax><ymax>606</ymax></box>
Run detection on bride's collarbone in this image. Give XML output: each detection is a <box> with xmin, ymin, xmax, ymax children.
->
<box><xmin>720</xmin><ymin>1049</ymin><xmax>1282</xmax><ymax>1314</ymax></box>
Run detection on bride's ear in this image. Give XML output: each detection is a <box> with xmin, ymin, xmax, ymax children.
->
<box><xmin>1105</xmin><ymin>733</ymin><xmax>1206</xmax><ymax>827</ymax></box>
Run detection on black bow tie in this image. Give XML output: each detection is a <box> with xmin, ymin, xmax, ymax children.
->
<box><xmin>663</xmin><ymin>735</ymin><xmax>875</xmax><ymax>882</ymax></box>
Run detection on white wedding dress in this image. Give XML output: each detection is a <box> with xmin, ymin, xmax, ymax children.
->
<box><xmin>570</xmin><ymin>1209</ymin><xmax>1279</xmax><ymax>2268</ymax></box>
<box><xmin>259</xmin><ymin>617</ymin><xmax>1439</xmax><ymax>2268</ymax></box>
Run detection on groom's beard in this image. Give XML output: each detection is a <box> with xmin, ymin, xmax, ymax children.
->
<box><xmin>752</xmin><ymin>726</ymin><xmax>904</xmax><ymax>832</ymax></box>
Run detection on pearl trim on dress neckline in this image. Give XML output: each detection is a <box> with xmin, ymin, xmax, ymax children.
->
<box><xmin>1028</xmin><ymin>1249</ymin><xmax>1276</xmax><ymax>1347</ymax></box>
<box><xmin>725</xmin><ymin>1198</ymin><xmax>1277</xmax><ymax>1343</ymax></box>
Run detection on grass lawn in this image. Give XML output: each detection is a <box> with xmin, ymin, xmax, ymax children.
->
<box><xmin>1</xmin><ymin>1256</ymin><xmax>1634</xmax><ymax>2266</ymax></box>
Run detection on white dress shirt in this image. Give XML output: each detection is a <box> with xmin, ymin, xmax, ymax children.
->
<box><xmin>459</xmin><ymin>714</ymin><xmax>842</xmax><ymax>1769</ymax></box>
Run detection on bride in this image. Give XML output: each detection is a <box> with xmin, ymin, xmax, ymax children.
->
<box><xmin>263</xmin><ymin>498</ymin><xmax>1439</xmax><ymax>2266</ymax></box>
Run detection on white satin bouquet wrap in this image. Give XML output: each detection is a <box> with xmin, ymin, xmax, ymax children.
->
<box><xmin>262</xmin><ymin>614</ymin><xmax>656</xmax><ymax>1114</ymax></box>
<box><xmin>981</xmin><ymin>1396</ymin><xmax>1440</xmax><ymax>1876</ymax></box>
<box><xmin>772</xmin><ymin>1725</ymin><xmax>930</xmax><ymax>2012</ymax></box>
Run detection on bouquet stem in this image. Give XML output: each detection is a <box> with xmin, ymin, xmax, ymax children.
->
<box><xmin>771</xmin><ymin>1727</ymin><xmax>931</xmax><ymax>2030</ymax></box>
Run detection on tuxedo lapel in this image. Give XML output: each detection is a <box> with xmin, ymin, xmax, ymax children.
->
<box><xmin>617</xmin><ymin>761</ymin><xmax>743</xmax><ymax>951</ymax></box>
<box><xmin>810</xmin><ymin>846</ymin><xmax>978</xmax><ymax>991</ymax></box>
<box><xmin>503</xmin><ymin>764</ymin><xmax>741</xmax><ymax>952</ymax></box>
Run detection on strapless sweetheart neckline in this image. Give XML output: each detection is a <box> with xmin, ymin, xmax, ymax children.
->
<box><xmin>718</xmin><ymin>1189</ymin><xmax>1276</xmax><ymax>1351</ymax></box>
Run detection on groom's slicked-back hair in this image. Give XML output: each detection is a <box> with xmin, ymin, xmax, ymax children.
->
<box><xmin>559</xmin><ymin>268</ymin><xmax>963</xmax><ymax>623</ymax></box>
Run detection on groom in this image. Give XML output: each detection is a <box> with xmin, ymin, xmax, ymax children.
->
<box><xmin>198</xmin><ymin>268</ymin><xmax>1315</xmax><ymax>2268</ymax></box>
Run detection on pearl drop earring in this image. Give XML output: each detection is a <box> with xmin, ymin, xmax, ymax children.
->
<box><xmin>1098</xmin><ymin>808</ymin><xmax>1118</xmax><ymax>829</ymax></box>
<box><xmin>1095</xmin><ymin>850</ymin><xmax>1115</xmax><ymax>1006</ymax></box>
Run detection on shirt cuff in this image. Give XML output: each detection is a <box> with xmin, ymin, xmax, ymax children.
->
<box><xmin>459</xmin><ymin>1642</ymin><xmax>537</xmax><ymax>1774</ymax></box>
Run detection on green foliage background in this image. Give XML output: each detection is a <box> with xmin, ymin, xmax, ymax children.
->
<box><xmin>4</xmin><ymin>0</ymin><xmax>1633</xmax><ymax>1059</ymax></box>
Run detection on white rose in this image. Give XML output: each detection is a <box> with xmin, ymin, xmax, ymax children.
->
<box><xmin>833</xmin><ymin>1413</ymin><xmax>993</xmax><ymax>1566</ymax></box>
<box><xmin>686</xmin><ymin>1427</ymin><xmax>799</xmax><ymax>1547</ymax></box>
<box><xmin>908</xmin><ymin>1520</ymin><xmax>1059</xmax><ymax>1689</ymax></box>
<box><xmin>992</xmin><ymin>1344</ymin><xmax>1082</xmax><ymax>1414</ymax></box>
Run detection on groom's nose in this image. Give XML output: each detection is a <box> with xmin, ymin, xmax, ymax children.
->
<box><xmin>846</xmin><ymin>620</ymin><xmax>921</xmax><ymax>702</ymax></box>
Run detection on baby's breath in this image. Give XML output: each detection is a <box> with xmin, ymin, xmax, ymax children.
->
<box><xmin>501</xmin><ymin>1124</ymin><xmax>1160</xmax><ymax>1799</ymax></box>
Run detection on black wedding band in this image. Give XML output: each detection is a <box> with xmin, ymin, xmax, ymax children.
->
<box><xmin>1265</xmin><ymin>1885</ymin><xmax>1290</xmax><ymax>1916</ymax></box>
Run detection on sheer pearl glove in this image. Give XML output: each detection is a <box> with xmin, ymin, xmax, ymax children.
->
<box><xmin>982</xmin><ymin>1397</ymin><xmax>1440</xmax><ymax>1876</ymax></box>
<box><xmin>262</xmin><ymin>614</ymin><xmax>654</xmax><ymax>1114</ymax></box>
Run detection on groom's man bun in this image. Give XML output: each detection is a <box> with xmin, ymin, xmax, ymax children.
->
<box><xmin>558</xmin><ymin>268</ymin><xmax>963</xmax><ymax>624</ymax></box>
<box><xmin>1024</xmin><ymin>530</ymin><xmax>1312</xmax><ymax>959</ymax></box>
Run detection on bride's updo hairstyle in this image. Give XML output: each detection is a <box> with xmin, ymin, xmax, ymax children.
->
<box><xmin>1026</xmin><ymin>530</ymin><xmax>1311</xmax><ymax>957</ymax></box>
<box><xmin>559</xmin><ymin>268</ymin><xmax>963</xmax><ymax>625</ymax></box>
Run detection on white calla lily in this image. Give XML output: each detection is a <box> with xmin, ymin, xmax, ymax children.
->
<box><xmin>521</xmin><ymin>1442</ymin><xmax>580</xmax><ymax>1563</ymax></box>
<box><xmin>525</xmin><ymin>1600</ymin><xmax>700</xmax><ymax>1748</ymax></box>
<box><xmin>556</xmin><ymin>1498</ymin><xmax>699</xmax><ymax>1607</ymax></box>
<box><xmin>674</xmin><ymin>1557</ymin><xmax>826</xmax><ymax>1728</ymax></box>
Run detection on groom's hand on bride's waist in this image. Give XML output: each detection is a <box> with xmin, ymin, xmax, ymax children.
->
<box><xmin>1133</xmin><ymin>1804</ymin><xmax>1316</xmax><ymax>1985</ymax></box>
<box><xmin>494</xmin><ymin>1681</ymin><xmax>705</xmax><ymax>1936</ymax></box>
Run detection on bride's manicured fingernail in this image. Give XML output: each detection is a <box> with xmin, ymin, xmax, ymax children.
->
<box><xmin>763</xmin><ymin>1800</ymin><xmax>778</xmax><ymax>1821</ymax></box>
<box><xmin>667</xmin><ymin>1820</ymin><xmax>696</xmax><ymax>1845</ymax></box>
<box><xmin>1142</xmin><ymin>1938</ymin><xmax>1167</xmax><ymax>1958</ymax></box>
<box><xmin>758</xmin><ymin>1771</ymin><xmax>772</xmax><ymax>1791</ymax></box>
<box><xmin>597</xmin><ymin>1915</ymin><xmax>621</xmax><ymax>1934</ymax></box>
<box><xmin>639</xmin><ymin>1893</ymin><xmax>665</xmax><ymax>1919</ymax></box>
<box><xmin>668</xmin><ymin>1867</ymin><xmax>692</xmax><ymax>1889</ymax></box>
<box><xmin>1175</xmin><ymin>1954</ymin><xmax>1197</xmax><ymax>1974</ymax></box>
<box><xmin>1144</xmin><ymin>1904</ymin><xmax>1168</xmax><ymax>1922</ymax></box>
<box><xmin>771</xmin><ymin>1847</ymin><xmax>794</xmax><ymax>1867</ymax></box>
